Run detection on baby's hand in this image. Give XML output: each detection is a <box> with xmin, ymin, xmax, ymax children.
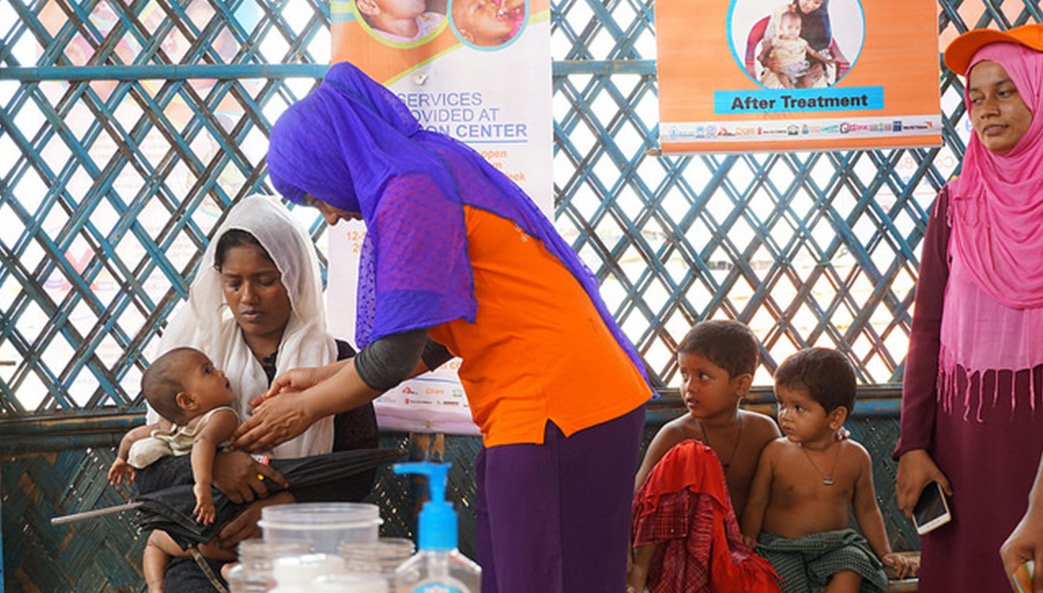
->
<box><xmin>193</xmin><ymin>483</ymin><xmax>217</xmax><ymax>525</ymax></box>
<box><xmin>882</xmin><ymin>552</ymin><xmax>918</xmax><ymax>579</ymax></box>
<box><xmin>741</xmin><ymin>534</ymin><xmax>759</xmax><ymax>549</ymax></box>
<box><xmin>108</xmin><ymin>458</ymin><xmax>136</xmax><ymax>485</ymax></box>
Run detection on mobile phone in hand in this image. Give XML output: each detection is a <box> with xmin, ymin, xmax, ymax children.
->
<box><xmin>912</xmin><ymin>481</ymin><xmax>951</xmax><ymax>535</ymax></box>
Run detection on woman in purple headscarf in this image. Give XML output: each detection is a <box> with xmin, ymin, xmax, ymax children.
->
<box><xmin>232</xmin><ymin>61</ymin><xmax>653</xmax><ymax>593</ymax></box>
<box><xmin>894</xmin><ymin>23</ymin><xmax>1043</xmax><ymax>593</ymax></box>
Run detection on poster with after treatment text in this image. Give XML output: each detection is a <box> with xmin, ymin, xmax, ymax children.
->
<box><xmin>656</xmin><ymin>0</ymin><xmax>942</xmax><ymax>153</ymax></box>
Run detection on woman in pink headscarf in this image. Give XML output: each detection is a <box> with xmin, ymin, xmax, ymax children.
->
<box><xmin>893</xmin><ymin>23</ymin><xmax>1043</xmax><ymax>593</ymax></box>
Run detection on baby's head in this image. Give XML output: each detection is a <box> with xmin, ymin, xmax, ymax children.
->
<box><xmin>778</xmin><ymin>11</ymin><xmax>802</xmax><ymax>40</ymax></box>
<box><xmin>774</xmin><ymin>347</ymin><xmax>855</xmax><ymax>413</ymax></box>
<box><xmin>143</xmin><ymin>347</ymin><xmax>235</xmax><ymax>425</ymax></box>
<box><xmin>451</xmin><ymin>0</ymin><xmax>513</xmax><ymax>46</ymax></box>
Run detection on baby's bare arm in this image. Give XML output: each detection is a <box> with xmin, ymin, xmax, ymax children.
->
<box><xmin>110</xmin><ymin>423</ymin><xmax>165</xmax><ymax>485</ymax></box>
<box><xmin>190</xmin><ymin>409</ymin><xmax>240</xmax><ymax>523</ymax></box>
<box><xmin>117</xmin><ymin>423</ymin><xmax>162</xmax><ymax>460</ymax></box>
<box><xmin>190</xmin><ymin>410</ymin><xmax>240</xmax><ymax>488</ymax></box>
<box><xmin>807</xmin><ymin>47</ymin><xmax>836</xmax><ymax>65</ymax></box>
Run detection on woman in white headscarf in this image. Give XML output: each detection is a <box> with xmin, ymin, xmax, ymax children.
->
<box><xmin>137</xmin><ymin>194</ymin><xmax>378</xmax><ymax>591</ymax></box>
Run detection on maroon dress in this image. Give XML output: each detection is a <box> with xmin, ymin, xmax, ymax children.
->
<box><xmin>895</xmin><ymin>187</ymin><xmax>1043</xmax><ymax>593</ymax></box>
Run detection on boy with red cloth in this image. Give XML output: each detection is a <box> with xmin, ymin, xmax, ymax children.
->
<box><xmin>629</xmin><ymin>320</ymin><xmax>781</xmax><ymax>593</ymax></box>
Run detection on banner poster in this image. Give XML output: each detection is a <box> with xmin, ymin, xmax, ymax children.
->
<box><xmin>655</xmin><ymin>0</ymin><xmax>942</xmax><ymax>153</ymax></box>
<box><xmin>325</xmin><ymin>0</ymin><xmax>553</xmax><ymax>435</ymax></box>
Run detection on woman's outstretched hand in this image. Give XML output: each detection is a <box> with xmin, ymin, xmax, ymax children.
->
<box><xmin>896</xmin><ymin>449</ymin><xmax>952</xmax><ymax>518</ymax></box>
<box><xmin>249</xmin><ymin>363</ymin><xmax>343</xmax><ymax>407</ymax></box>
<box><xmin>237</xmin><ymin>359</ymin><xmax>378</xmax><ymax>452</ymax></box>
<box><xmin>233</xmin><ymin>390</ymin><xmax>317</xmax><ymax>453</ymax></box>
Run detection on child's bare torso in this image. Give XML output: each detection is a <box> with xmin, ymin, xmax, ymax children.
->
<box><xmin>761</xmin><ymin>438</ymin><xmax>861</xmax><ymax>538</ymax></box>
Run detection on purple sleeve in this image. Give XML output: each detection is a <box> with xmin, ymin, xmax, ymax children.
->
<box><xmin>893</xmin><ymin>187</ymin><xmax>951</xmax><ymax>458</ymax></box>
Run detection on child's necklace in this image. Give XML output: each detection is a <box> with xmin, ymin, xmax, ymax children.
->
<box><xmin>699</xmin><ymin>416</ymin><xmax>743</xmax><ymax>469</ymax></box>
<box><xmin>800</xmin><ymin>442</ymin><xmax>840</xmax><ymax>486</ymax></box>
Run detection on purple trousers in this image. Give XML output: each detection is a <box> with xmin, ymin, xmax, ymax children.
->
<box><xmin>475</xmin><ymin>405</ymin><xmax>645</xmax><ymax>593</ymax></box>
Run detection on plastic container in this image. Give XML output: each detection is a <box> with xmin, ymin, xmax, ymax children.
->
<box><xmin>241</xmin><ymin>540</ymin><xmax>314</xmax><ymax>574</ymax></box>
<box><xmin>271</xmin><ymin>553</ymin><xmax>347</xmax><ymax>593</ymax></box>
<box><xmin>260</xmin><ymin>503</ymin><xmax>382</xmax><ymax>554</ymax></box>
<box><xmin>312</xmin><ymin>573</ymin><xmax>389</xmax><ymax>593</ymax></box>
<box><xmin>341</xmin><ymin>537</ymin><xmax>416</xmax><ymax>574</ymax></box>
<box><xmin>228</xmin><ymin>540</ymin><xmax>313</xmax><ymax>592</ymax></box>
<box><xmin>392</xmin><ymin>462</ymin><xmax>481</xmax><ymax>593</ymax></box>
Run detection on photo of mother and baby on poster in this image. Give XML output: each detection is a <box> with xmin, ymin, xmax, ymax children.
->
<box><xmin>737</xmin><ymin>0</ymin><xmax>862</xmax><ymax>90</ymax></box>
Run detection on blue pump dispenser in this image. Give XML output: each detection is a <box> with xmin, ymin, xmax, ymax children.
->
<box><xmin>394</xmin><ymin>462</ymin><xmax>456</xmax><ymax>551</ymax></box>
<box><xmin>393</xmin><ymin>462</ymin><xmax>481</xmax><ymax>593</ymax></box>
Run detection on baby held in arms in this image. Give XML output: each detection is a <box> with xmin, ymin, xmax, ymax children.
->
<box><xmin>108</xmin><ymin>347</ymin><xmax>241</xmax><ymax>593</ymax></box>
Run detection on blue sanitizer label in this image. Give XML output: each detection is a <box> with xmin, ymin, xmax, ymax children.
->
<box><xmin>412</xmin><ymin>586</ymin><xmax>464</xmax><ymax>593</ymax></box>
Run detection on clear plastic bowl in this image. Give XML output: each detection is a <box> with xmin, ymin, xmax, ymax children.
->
<box><xmin>259</xmin><ymin>503</ymin><xmax>382</xmax><ymax>554</ymax></box>
<box><xmin>341</xmin><ymin>537</ymin><xmax>416</xmax><ymax>574</ymax></box>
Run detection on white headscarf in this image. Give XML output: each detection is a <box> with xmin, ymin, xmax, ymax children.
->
<box><xmin>149</xmin><ymin>194</ymin><xmax>336</xmax><ymax>458</ymax></box>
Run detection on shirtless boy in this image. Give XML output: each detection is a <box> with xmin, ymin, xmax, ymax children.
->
<box><xmin>741</xmin><ymin>348</ymin><xmax>917</xmax><ymax>593</ymax></box>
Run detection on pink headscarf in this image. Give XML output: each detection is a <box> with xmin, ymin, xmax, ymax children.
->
<box><xmin>948</xmin><ymin>42</ymin><xmax>1043</xmax><ymax>309</ymax></box>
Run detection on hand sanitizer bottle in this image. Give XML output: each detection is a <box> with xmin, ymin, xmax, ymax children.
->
<box><xmin>392</xmin><ymin>462</ymin><xmax>481</xmax><ymax>593</ymax></box>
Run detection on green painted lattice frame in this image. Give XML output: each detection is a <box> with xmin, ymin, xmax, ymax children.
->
<box><xmin>0</xmin><ymin>0</ymin><xmax>1014</xmax><ymax>412</ymax></box>
<box><xmin>0</xmin><ymin>0</ymin><xmax>1036</xmax><ymax>591</ymax></box>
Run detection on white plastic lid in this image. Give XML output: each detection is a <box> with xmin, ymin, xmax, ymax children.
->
<box><xmin>260</xmin><ymin>502</ymin><xmax>383</xmax><ymax>529</ymax></box>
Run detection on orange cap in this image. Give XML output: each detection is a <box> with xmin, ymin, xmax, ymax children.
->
<box><xmin>944</xmin><ymin>23</ymin><xmax>1043</xmax><ymax>75</ymax></box>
